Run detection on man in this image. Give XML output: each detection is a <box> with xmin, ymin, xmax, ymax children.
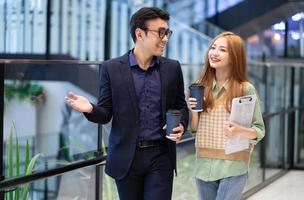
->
<box><xmin>65</xmin><ymin>7</ymin><xmax>188</xmax><ymax>200</ymax></box>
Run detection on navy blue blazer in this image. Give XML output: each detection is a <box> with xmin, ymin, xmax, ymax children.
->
<box><xmin>85</xmin><ymin>51</ymin><xmax>189</xmax><ymax>180</ymax></box>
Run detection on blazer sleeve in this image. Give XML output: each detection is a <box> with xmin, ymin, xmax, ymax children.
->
<box><xmin>84</xmin><ymin>63</ymin><xmax>113</xmax><ymax>124</ymax></box>
<box><xmin>175</xmin><ymin>61</ymin><xmax>189</xmax><ymax>132</ymax></box>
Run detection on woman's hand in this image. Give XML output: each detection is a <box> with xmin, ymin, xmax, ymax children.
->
<box><xmin>224</xmin><ymin>121</ymin><xmax>241</xmax><ymax>139</ymax></box>
<box><xmin>187</xmin><ymin>97</ymin><xmax>198</xmax><ymax>111</ymax></box>
<box><xmin>224</xmin><ymin>121</ymin><xmax>257</xmax><ymax>140</ymax></box>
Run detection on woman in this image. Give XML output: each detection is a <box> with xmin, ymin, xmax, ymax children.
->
<box><xmin>188</xmin><ymin>32</ymin><xmax>265</xmax><ymax>200</ymax></box>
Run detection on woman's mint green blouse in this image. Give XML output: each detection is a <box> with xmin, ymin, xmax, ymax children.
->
<box><xmin>194</xmin><ymin>81</ymin><xmax>265</xmax><ymax>181</ymax></box>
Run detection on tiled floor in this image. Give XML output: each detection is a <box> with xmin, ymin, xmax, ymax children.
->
<box><xmin>247</xmin><ymin>170</ymin><xmax>304</xmax><ymax>200</ymax></box>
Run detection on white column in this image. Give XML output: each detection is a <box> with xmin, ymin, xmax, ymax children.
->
<box><xmin>191</xmin><ymin>36</ymin><xmax>203</xmax><ymax>82</ymax></box>
<box><xmin>110</xmin><ymin>1</ymin><xmax>118</xmax><ymax>58</ymax></box>
<box><xmin>168</xmin><ymin>21</ymin><xmax>179</xmax><ymax>60</ymax></box>
<box><xmin>119</xmin><ymin>3</ymin><xmax>128</xmax><ymax>56</ymax></box>
<box><xmin>50</xmin><ymin>0</ymin><xmax>59</xmax><ymax>54</ymax></box>
<box><xmin>5</xmin><ymin>1</ymin><xmax>12</xmax><ymax>52</ymax></box>
<box><xmin>9</xmin><ymin>0</ymin><xmax>18</xmax><ymax>53</ymax></box>
<box><xmin>70</xmin><ymin>0</ymin><xmax>78</xmax><ymax>58</ymax></box>
<box><xmin>32</xmin><ymin>0</ymin><xmax>38</xmax><ymax>53</ymax></box>
<box><xmin>0</xmin><ymin>0</ymin><xmax>4</xmax><ymax>52</ymax></box>
<box><xmin>97</xmin><ymin>0</ymin><xmax>106</xmax><ymax>61</ymax></box>
<box><xmin>16</xmin><ymin>0</ymin><xmax>22</xmax><ymax>52</ymax></box>
<box><xmin>180</xmin><ymin>32</ymin><xmax>191</xmax><ymax>87</ymax></box>
<box><xmin>34</xmin><ymin>0</ymin><xmax>46</xmax><ymax>53</ymax></box>
<box><xmin>61</xmin><ymin>0</ymin><xmax>69</xmax><ymax>54</ymax></box>
<box><xmin>300</xmin><ymin>17</ymin><xmax>304</xmax><ymax>57</ymax></box>
<box><xmin>88</xmin><ymin>0</ymin><xmax>97</xmax><ymax>61</ymax></box>
<box><xmin>24</xmin><ymin>0</ymin><xmax>30</xmax><ymax>52</ymax></box>
<box><xmin>79</xmin><ymin>0</ymin><xmax>87</xmax><ymax>60</ymax></box>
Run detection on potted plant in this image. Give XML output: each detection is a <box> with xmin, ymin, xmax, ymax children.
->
<box><xmin>5</xmin><ymin>123</ymin><xmax>41</xmax><ymax>200</ymax></box>
<box><xmin>4</xmin><ymin>81</ymin><xmax>45</xmax><ymax>106</ymax></box>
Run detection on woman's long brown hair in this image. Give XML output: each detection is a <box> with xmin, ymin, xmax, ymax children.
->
<box><xmin>198</xmin><ymin>32</ymin><xmax>249</xmax><ymax>112</ymax></box>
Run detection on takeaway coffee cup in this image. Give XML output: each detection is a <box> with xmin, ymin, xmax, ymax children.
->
<box><xmin>189</xmin><ymin>83</ymin><xmax>204</xmax><ymax>112</ymax></box>
<box><xmin>166</xmin><ymin>110</ymin><xmax>182</xmax><ymax>136</ymax></box>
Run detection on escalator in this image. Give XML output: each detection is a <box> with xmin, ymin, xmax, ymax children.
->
<box><xmin>206</xmin><ymin>0</ymin><xmax>304</xmax><ymax>38</ymax></box>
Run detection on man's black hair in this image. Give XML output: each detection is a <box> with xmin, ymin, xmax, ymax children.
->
<box><xmin>129</xmin><ymin>7</ymin><xmax>170</xmax><ymax>42</ymax></box>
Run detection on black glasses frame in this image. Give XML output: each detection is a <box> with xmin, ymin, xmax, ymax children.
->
<box><xmin>144</xmin><ymin>28</ymin><xmax>173</xmax><ymax>39</ymax></box>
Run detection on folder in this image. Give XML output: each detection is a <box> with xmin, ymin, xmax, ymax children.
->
<box><xmin>225</xmin><ymin>95</ymin><xmax>256</xmax><ymax>154</ymax></box>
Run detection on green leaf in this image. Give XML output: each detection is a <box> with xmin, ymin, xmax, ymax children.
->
<box><xmin>102</xmin><ymin>139</ymin><xmax>107</xmax><ymax>156</ymax></box>
<box><xmin>4</xmin><ymin>84</ymin><xmax>15</xmax><ymax>101</ymax></box>
<box><xmin>15</xmin><ymin>137</ymin><xmax>20</xmax><ymax>176</ymax></box>
<box><xmin>24</xmin><ymin>140</ymin><xmax>30</xmax><ymax>175</ymax></box>
<box><xmin>70</xmin><ymin>137</ymin><xmax>91</xmax><ymax>159</ymax></box>
<box><xmin>21</xmin><ymin>154</ymin><xmax>41</xmax><ymax>200</ymax></box>
<box><xmin>14</xmin><ymin>188</ymin><xmax>19</xmax><ymax>200</ymax></box>
<box><xmin>8</xmin><ymin>125</ymin><xmax>14</xmax><ymax>178</ymax></box>
<box><xmin>4</xmin><ymin>121</ymin><xmax>42</xmax><ymax>200</ymax></box>
<box><xmin>59</xmin><ymin>133</ymin><xmax>72</xmax><ymax>162</ymax></box>
<box><xmin>29</xmin><ymin>83</ymin><xmax>43</xmax><ymax>96</ymax></box>
<box><xmin>15</xmin><ymin>136</ymin><xmax>20</xmax><ymax>200</ymax></box>
<box><xmin>8</xmin><ymin>124</ymin><xmax>14</xmax><ymax>200</ymax></box>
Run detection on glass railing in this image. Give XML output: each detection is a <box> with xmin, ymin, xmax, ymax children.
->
<box><xmin>243</xmin><ymin>59</ymin><xmax>304</xmax><ymax>198</ymax></box>
<box><xmin>168</xmin><ymin>18</ymin><xmax>212</xmax><ymax>90</ymax></box>
<box><xmin>1</xmin><ymin>58</ymin><xmax>303</xmax><ymax>199</ymax></box>
<box><xmin>192</xmin><ymin>20</ymin><xmax>225</xmax><ymax>39</ymax></box>
<box><xmin>0</xmin><ymin>59</ymin><xmax>105</xmax><ymax>199</ymax></box>
<box><xmin>179</xmin><ymin>59</ymin><xmax>304</xmax><ymax>199</ymax></box>
<box><xmin>19</xmin><ymin>164</ymin><xmax>99</xmax><ymax>199</ymax></box>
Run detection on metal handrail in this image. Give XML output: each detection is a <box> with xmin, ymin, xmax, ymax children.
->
<box><xmin>248</xmin><ymin>58</ymin><xmax>304</xmax><ymax>68</ymax></box>
<box><xmin>262</xmin><ymin>107</ymin><xmax>303</xmax><ymax>119</ymax></box>
<box><xmin>180</xmin><ymin>59</ymin><xmax>304</xmax><ymax>68</ymax></box>
<box><xmin>0</xmin><ymin>156</ymin><xmax>106</xmax><ymax>191</ymax></box>
<box><xmin>0</xmin><ymin>59</ymin><xmax>102</xmax><ymax>65</ymax></box>
<box><xmin>1</xmin><ymin>58</ymin><xmax>303</xmax><ymax>68</ymax></box>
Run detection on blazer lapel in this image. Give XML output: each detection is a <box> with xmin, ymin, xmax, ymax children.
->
<box><xmin>159</xmin><ymin>58</ymin><xmax>167</xmax><ymax>121</ymax></box>
<box><xmin>118</xmin><ymin>53</ymin><xmax>139</xmax><ymax>118</ymax></box>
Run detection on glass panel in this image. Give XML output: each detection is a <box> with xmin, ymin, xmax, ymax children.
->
<box><xmin>297</xmin><ymin>109</ymin><xmax>304</xmax><ymax>166</ymax></box>
<box><xmin>264</xmin><ymin>115</ymin><xmax>285</xmax><ymax>179</ymax></box>
<box><xmin>172</xmin><ymin>140</ymin><xmax>196</xmax><ymax>200</ymax></box>
<box><xmin>218</xmin><ymin>0</ymin><xmax>245</xmax><ymax>13</ymax></box>
<box><xmin>103</xmin><ymin>168</ymin><xmax>119</xmax><ymax>199</ymax></box>
<box><xmin>282</xmin><ymin>68</ymin><xmax>291</xmax><ymax>167</ymax></box>
<box><xmin>3</xmin><ymin>62</ymin><xmax>100</xmax><ymax>179</ymax></box>
<box><xmin>267</xmin><ymin>66</ymin><xmax>286</xmax><ymax>112</ymax></box>
<box><xmin>168</xmin><ymin>0</ymin><xmax>245</xmax><ymax>24</ymax></box>
<box><xmin>287</xmin><ymin>14</ymin><xmax>304</xmax><ymax>58</ymax></box>
<box><xmin>248</xmin><ymin>64</ymin><xmax>266</xmax><ymax>113</ymax></box>
<box><xmin>245</xmin><ymin>144</ymin><xmax>263</xmax><ymax>191</ymax></box>
<box><xmin>4</xmin><ymin>165</ymin><xmax>98</xmax><ymax>199</ymax></box>
<box><xmin>168</xmin><ymin>21</ymin><xmax>211</xmax><ymax>89</ymax></box>
<box><xmin>294</xmin><ymin>68</ymin><xmax>304</xmax><ymax>167</ymax></box>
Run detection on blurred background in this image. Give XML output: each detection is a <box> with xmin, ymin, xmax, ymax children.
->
<box><xmin>0</xmin><ymin>0</ymin><xmax>303</xmax><ymax>199</ymax></box>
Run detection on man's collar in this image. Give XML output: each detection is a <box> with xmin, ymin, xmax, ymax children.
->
<box><xmin>129</xmin><ymin>49</ymin><xmax>160</xmax><ymax>68</ymax></box>
<box><xmin>129</xmin><ymin>50</ymin><xmax>137</xmax><ymax>67</ymax></box>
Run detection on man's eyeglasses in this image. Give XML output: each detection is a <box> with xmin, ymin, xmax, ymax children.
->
<box><xmin>144</xmin><ymin>28</ymin><xmax>173</xmax><ymax>39</ymax></box>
